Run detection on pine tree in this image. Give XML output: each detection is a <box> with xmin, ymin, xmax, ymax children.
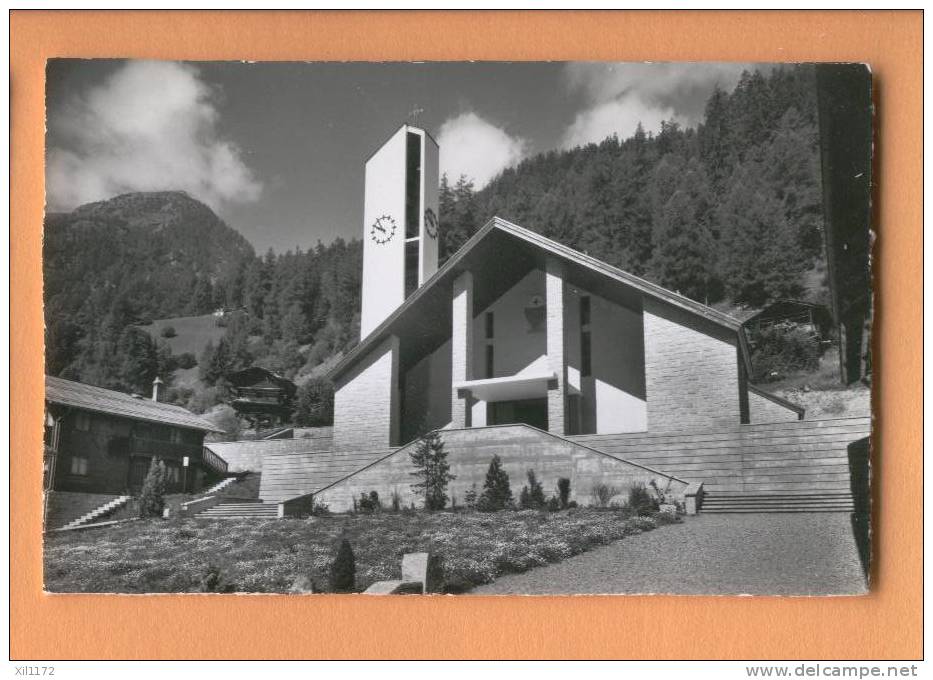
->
<box><xmin>477</xmin><ymin>455</ymin><xmax>513</xmax><ymax>511</ymax></box>
<box><xmin>409</xmin><ymin>430</ymin><xmax>455</xmax><ymax>511</ymax></box>
<box><xmin>718</xmin><ymin>160</ymin><xmax>807</xmax><ymax>306</ymax></box>
<box><xmin>649</xmin><ymin>159</ymin><xmax>720</xmax><ymax>303</ymax></box>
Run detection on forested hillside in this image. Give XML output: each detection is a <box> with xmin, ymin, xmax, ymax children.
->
<box><xmin>441</xmin><ymin>65</ymin><xmax>826</xmax><ymax>309</ymax></box>
<box><xmin>45</xmin><ymin>64</ymin><xmax>828</xmax><ymax>413</ymax></box>
<box><xmin>44</xmin><ymin>190</ymin><xmax>361</xmax><ymax>400</ymax></box>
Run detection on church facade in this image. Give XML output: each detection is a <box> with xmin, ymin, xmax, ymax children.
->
<box><xmin>327</xmin><ymin>124</ymin><xmax>801</xmax><ymax>457</ymax></box>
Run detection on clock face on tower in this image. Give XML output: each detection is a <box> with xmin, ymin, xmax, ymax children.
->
<box><xmin>424</xmin><ymin>208</ymin><xmax>438</xmax><ymax>239</ymax></box>
<box><xmin>370</xmin><ymin>215</ymin><xmax>397</xmax><ymax>244</ymax></box>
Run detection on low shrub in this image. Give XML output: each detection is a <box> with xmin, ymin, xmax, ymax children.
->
<box><xmin>311</xmin><ymin>500</ymin><xmax>330</xmax><ymax>517</ymax></box>
<box><xmin>589</xmin><ymin>483</ymin><xmax>620</xmax><ymax>508</ymax></box>
<box><xmin>175</xmin><ymin>352</ymin><xmax>197</xmax><ymax>369</ymax></box>
<box><xmin>201</xmin><ymin>564</ymin><xmax>236</xmax><ymax>593</ymax></box>
<box><xmin>546</xmin><ymin>496</ymin><xmax>561</xmax><ymax>512</ymax></box>
<box><xmin>749</xmin><ymin>325</ymin><xmax>821</xmax><ymax>383</ymax></box>
<box><xmin>160</xmin><ymin>325</ymin><xmax>177</xmax><ymax>338</ymax></box>
<box><xmin>358</xmin><ymin>491</ymin><xmax>381</xmax><ymax>514</ymax></box>
<box><xmin>627</xmin><ymin>482</ymin><xmax>659</xmax><ymax>516</ymax></box>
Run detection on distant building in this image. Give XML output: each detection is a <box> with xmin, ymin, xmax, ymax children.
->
<box><xmin>228</xmin><ymin>367</ymin><xmax>297</xmax><ymax>429</ymax></box>
<box><xmin>743</xmin><ymin>300</ymin><xmax>833</xmax><ymax>340</ymax></box>
<box><xmin>44</xmin><ymin>375</ymin><xmax>226</xmax><ymax>495</ymax></box>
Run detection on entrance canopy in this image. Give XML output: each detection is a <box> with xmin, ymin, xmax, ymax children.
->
<box><xmin>454</xmin><ymin>371</ymin><xmax>556</xmax><ymax>403</ymax></box>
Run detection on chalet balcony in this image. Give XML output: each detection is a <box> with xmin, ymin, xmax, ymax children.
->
<box><xmin>122</xmin><ymin>436</ymin><xmax>229</xmax><ymax>475</ymax></box>
<box><xmin>128</xmin><ymin>436</ymin><xmax>202</xmax><ymax>460</ymax></box>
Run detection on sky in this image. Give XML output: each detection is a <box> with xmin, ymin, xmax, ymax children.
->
<box><xmin>45</xmin><ymin>60</ymin><xmax>759</xmax><ymax>253</ymax></box>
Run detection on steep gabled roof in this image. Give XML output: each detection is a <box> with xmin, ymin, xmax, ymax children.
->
<box><xmin>330</xmin><ymin>216</ymin><xmax>750</xmax><ymax>382</ymax></box>
<box><xmin>45</xmin><ymin>375</ymin><xmax>223</xmax><ymax>433</ymax></box>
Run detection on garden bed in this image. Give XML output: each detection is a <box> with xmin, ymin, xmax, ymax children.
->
<box><xmin>43</xmin><ymin>508</ymin><xmax>681</xmax><ymax>594</ymax></box>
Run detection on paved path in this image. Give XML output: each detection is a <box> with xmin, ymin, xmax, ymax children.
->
<box><xmin>471</xmin><ymin>513</ymin><xmax>868</xmax><ymax>596</ymax></box>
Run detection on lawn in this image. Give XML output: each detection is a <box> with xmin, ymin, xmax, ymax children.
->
<box><xmin>138</xmin><ymin>314</ymin><xmax>226</xmax><ymax>357</ymax></box>
<box><xmin>43</xmin><ymin>509</ymin><xmax>680</xmax><ymax>594</ymax></box>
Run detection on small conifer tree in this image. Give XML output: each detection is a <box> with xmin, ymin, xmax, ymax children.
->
<box><xmin>329</xmin><ymin>538</ymin><xmax>356</xmax><ymax>593</ymax></box>
<box><xmin>557</xmin><ymin>477</ymin><xmax>572</xmax><ymax>509</ymax></box>
<box><xmin>478</xmin><ymin>455</ymin><xmax>513</xmax><ymax>511</ymax></box>
<box><xmin>409</xmin><ymin>430</ymin><xmax>456</xmax><ymax>510</ymax></box>
<box><xmin>520</xmin><ymin>469</ymin><xmax>546</xmax><ymax>509</ymax></box>
<box><xmin>138</xmin><ymin>459</ymin><xmax>167</xmax><ymax>518</ymax></box>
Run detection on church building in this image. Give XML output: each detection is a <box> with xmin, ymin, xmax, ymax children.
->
<box><xmin>244</xmin><ymin>124</ymin><xmax>867</xmax><ymax>517</ymax></box>
<box><xmin>327</xmin><ymin>124</ymin><xmax>800</xmax><ymax>456</ymax></box>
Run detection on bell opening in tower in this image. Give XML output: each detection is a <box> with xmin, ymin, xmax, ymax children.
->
<box><xmin>405</xmin><ymin>132</ymin><xmax>422</xmax><ymax>239</ymax></box>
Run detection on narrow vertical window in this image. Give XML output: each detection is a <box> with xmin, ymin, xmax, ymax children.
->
<box><xmin>485</xmin><ymin>344</ymin><xmax>495</xmax><ymax>379</ymax></box>
<box><xmin>580</xmin><ymin>295</ymin><xmax>591</xmax><ymax>327</ymax></box>
<box><xmin>404</xmin><ymin>241</ymin><xmax>419</xmax><ymax>298</ymax></box>
<box><xmin>580</xmin><ymin>295</ymin><xmax>592</xmax><ymax>377</ymax></box>
<box><xmin>581</xmin><ymin>331</ymin><xmax>592</xmax><ymax>377</ymax></box>
<box><xmin>485</xmin><ymin>311</ymin><xmax>494</xmax><ymax>339</ymax></box>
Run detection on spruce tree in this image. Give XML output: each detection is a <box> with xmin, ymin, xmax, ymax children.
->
<box><xmin>478</xmin><ymin>455</ymin><xmax>513</xmax><ymax>511</ymax></box>
<box><xmin>409</xmin><ymin>430</ymin><xmax>455</xmax><ymax>510</ymax></box>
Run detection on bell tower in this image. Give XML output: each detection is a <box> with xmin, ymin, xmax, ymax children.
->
<box><xmin>360</xmin><ymin>124</ymin><xmax>439</xmax><ymax>339</ymax></box>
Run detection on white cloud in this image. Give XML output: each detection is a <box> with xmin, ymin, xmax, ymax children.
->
<box><xmin>437</xmin><ymin>112</ymin><xmax>528</xmax><ymax>188</ymax></box>
<box><xmin>560</xmin><ymin>62</ymin><xmax>755</xmax><ymax>148</ymax></box>
<box><xmin>46</xmin><ymin>61</ymin><xmax>262</xmax><ymax>212</ymax></box>
<box><xmin>562</xmin><ymin>94</ymin><xmax>683</xmax><ymax>150</ymax></box>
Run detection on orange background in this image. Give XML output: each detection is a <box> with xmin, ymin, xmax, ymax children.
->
<box><xmin>10</xmin><ymin>10</ymin><xmax>922</xmax><ymax>660</ymax></box>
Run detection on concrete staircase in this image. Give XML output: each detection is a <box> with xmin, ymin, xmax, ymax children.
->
<box><xmin>194</xmin><ymin>499</ymin><xmax>278</xmax><ymax>519</ymax></box>
<box><xmin>571</xmin><ymin>416</ymin><xmax>870</xmax><ymax>513</ymax></box>
<box><xmin>58</xmin><ymin>495</ymin><xmax>132</xmax><ymax>530</ymax></box>
<box><xmin>201</xmin><ymin>476</ymin><xmax>238</xmax><ymax>496</ymax></box>
<box><xmin>700</xmin><ymin>491</ymin><xmax>857</xmax><ymax>513</ymax></box>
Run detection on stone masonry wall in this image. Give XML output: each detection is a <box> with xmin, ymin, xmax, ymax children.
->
<box><xmin>643</xmin><ymin>298</ymin><xmax>742</xmax><ymax>432</ymax></box>
<box><xmin>313</xmin><ymin>425</ymin><xmax>687</xmax><ymax>513</ymax></box>
<box><xmin>333</xmin><ymin>335</ymin><xmax>400</xmax><ymax>452</ymax></box>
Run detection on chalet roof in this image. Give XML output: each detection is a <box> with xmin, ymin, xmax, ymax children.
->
<box><xmin>744</xmin><ymin>299</ymin><xmax>832</xmax><ymax>322</ymax></box>
<box><xmin>228</xmin><ymin>366</ymin><xmax>297</xmax><ymax>395</ymax></box>
<box><xmin>330</xmin><ymin>216</ymin><xmax>750</xmax><ymax>382</ymax></box>
<box><xmin>45</xmin><ymin>375</ymin><xmax>223</xmax><ymax>433</ymax></box>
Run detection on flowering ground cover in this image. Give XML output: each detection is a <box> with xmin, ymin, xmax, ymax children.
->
<box><xmin>43</xmin><ymin>508</ymin><xmax>681</xmax><ymax>594</ymax></box>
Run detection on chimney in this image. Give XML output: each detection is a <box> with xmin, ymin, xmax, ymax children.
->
<box><xmin>152</xmin><ymin>376</ymin><xmax>164</xmax><ymax>402</ymax></box>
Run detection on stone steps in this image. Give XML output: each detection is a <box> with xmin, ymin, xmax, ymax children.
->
<box><xmin>701</xmin><ymin>491</ymin><xmax>856</xmax><ymax>514</ymax></box>
<box><xmin>569</xmin><ymin>417</ymin><xmax>869</xmax><ymax>498</ymax></box>
<box><xmin>195</xmin><ymin>500</ymin><xmax>279</xmax><ymax>518</ymax></box>
<box><xmin>58</xmin><ymin>495</ymin><xmax>132</xmax><ymax>529</ymax></box>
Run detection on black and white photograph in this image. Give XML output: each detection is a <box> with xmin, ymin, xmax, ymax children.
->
<box><xmin>41</xmin><ymin>59</ymin><xmax>873</xmax><ymax>596</ymax></box>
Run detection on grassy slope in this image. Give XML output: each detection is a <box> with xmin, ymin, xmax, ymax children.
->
<box><xmin>138</xmin><ymin>314</ymin><xmax>226</xmax><ymax>357</ymax></box>
<box><xmin>43</xmin><ymin>509</ymin><xmax>678</xmax><ymax>594</ymax></box>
